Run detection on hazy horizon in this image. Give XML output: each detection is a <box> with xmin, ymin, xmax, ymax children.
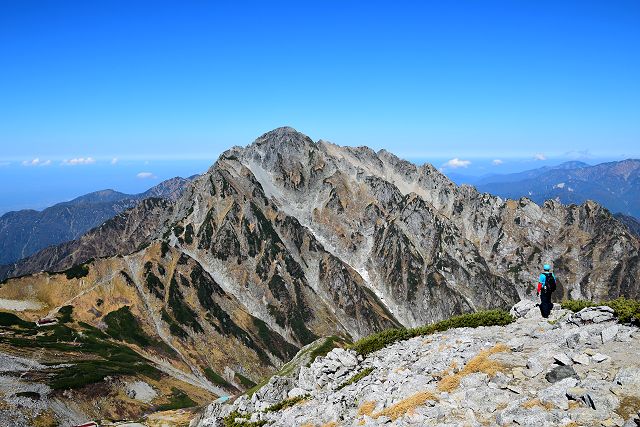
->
<box><xmin>2</xmin><ymin>1</ymin><xmax>639</xmax><ymax>213</ymax></box>
<box><xmin>1</xmin><ymin>139</ymin><xmax>634</xmax><ymax>215</ymax></box>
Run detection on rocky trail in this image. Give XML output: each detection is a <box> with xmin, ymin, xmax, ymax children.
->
<box><xmin>193</xmin><ymin>301</ymin><xmax>640</xmax><ymax>426</ymax></box>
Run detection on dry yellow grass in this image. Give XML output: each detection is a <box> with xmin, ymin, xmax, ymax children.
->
<box><xmin>146</xmin><ymin>410</ymin><xmax>194</xmax><ymax>427</ymax></box>
<box><xmin>372</xmin><ymin>391</ymin><xmax>438</xmax><ymax>420</ymax></box>
<box><xmin>321</xmin><ymin>422</ymin><xmax>338</xmax><ymax>427</ymax></box>
<box><xmin>616</xmin><ymin>395</ymin><xmax>640</xmax><ymax>420</ymax></box>
<box><xmin>437</xmin><ymin>343</ymin><xmax>509</xmax><ymax>392</ymax></box>
<box><xmin>437</xmin><ymin>374</ymin><xmax>461</xmax><ymax>392</ymax></box>
<box><xmin>521</xmin><ymin>398</ymin><xmax>554</xmax><ymax>410</ymax></box>
<box><xmin>300</xmin><ymin>424</ymin><xmax>315</xmax><ymax>427</ymax></box>
<box><xmin>358</xmin><ymin>400</ymin><xmax>377</xmax><ymax>416</ymax></box>
<box><xmin>568</xmin><ymin>400</ymin><xmax>581</xmax><ymax>410</ymax></box>
<box><xmin>438</xmin><ymin>343</ymin><xmax>450</xmax><ymax>351</ymax></box>
<box><xmin>31</xmin><ymin>411</ymin><xmax>59</xmax><ymax>427</ymax></box>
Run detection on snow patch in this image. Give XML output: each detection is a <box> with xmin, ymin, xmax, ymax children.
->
<box><xmin>125</xmin><ymin>381</ymin><xmax>157</xmax><ymax>403</ymax></box>
<box><xmin>0</xmin><ymin>298</ymin><xmax>42</xmax><ymax>311</ymax></box>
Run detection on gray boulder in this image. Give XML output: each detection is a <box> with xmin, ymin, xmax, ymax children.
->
<box><xmin>614</xmin><ymin>367</ymin><xmax>640</xmax><ymax>387</ymax></box>
<box><xmin>566</xmin><ymin>386</ymin><xmax>596</xmax><ymax>409</ymax></box>
<box><xmin>601</xmin><ymin>324</ymin><xmax>620</xmax><ymax>343</ymax></box>
<box><xmin>510</xmin><ymin>300</ymin><xmax>538</xmax><ymax>318</ymax></box>
<box><xmin>569</xmin><ymin>306</ymin><xmax>615</xmax><ymax>325</ymax></box>
<box><xmin>546</xmin><ymin>365</ymin><xmax>580</xmax><ymax>383</ymax></box>
<box><xmin>553</xmin><ymin>353</ymin><xmax>573</xmax><ymax>366</ymax></box>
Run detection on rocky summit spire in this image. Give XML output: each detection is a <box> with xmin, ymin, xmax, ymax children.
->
<box><xmin>253</xmin><ymin>126</ymin><xmax>315</xmax><ymax>148</ymax></box>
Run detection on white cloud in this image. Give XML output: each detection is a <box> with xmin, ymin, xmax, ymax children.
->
<box><xmin>563</xmin><ymin>149</ymin><xmax>592</xmax><ymax>160</ymax></box>
<box><xmin>492</xmin><ymin>159</ymin><xmax>504</xmax><ymax>166</ymax></box>
<box><xmin>111</xmin><ymin>157</ymin><xmax>118</xmax><ymax>165</ymax></box>
<box><xmin>63</xmin><ymin>157</ymin><xmax>96</xmax><ymax>165</ymax></box>
<box><xmin>22</xmin><ymin>158</ymin><xmax>51</xmax><ymax>167</ymax></box>
<box><xmin>443</xmin><ymin>158</ymin><xmax>471</xmax><ymax>169</ymax></box>
<box><xmin>136</xmin><ymin>172</ymin><xmax>157</xmax><ymax>179</ymax></box>
<box><xmin>534</xmin><ymin>153</ymin><xmax>547</xmax><ymax>161</ymax></box>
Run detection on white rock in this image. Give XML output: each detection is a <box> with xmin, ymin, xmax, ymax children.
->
<box><xmin>572</xmin><ymin>354</ymin><xmax>590</xmax><ymax>365</ymax></box>
<box><xmin>553</xmin><ymin>353</ymin><xmax>573</xmax><ymax>366</ymax></box>
<box><xmin>592</xmin><ymin>353</ymin><xmax>610</xmax><ymax>363</ymax></box>
<box><xmin>287</xmin><ymin>387</ymin><xmax>308</xmax><ymax>399</ymax></box>
<box><xmin>614</xmin><ymin>367</ymin><xmax>640</xmax><ymax>386</ymax></box>
<box><xmin>510</xmin><ymin>300</ymin><xmax>537</xmax><ymax>318</ymax></box>
<box><xmin>507</xmin><ymin>338</ymin><xmax>525</xmax><ymax>352</ymax></box>
<box><xmin>601</xmin><ymin>325</ymin><xmax>620</xmax><ymax>343</ymax></box>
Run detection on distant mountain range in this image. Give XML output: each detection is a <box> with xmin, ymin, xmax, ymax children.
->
<box><xmin>458</xmin><ymin>160</ymin><xmax>640</xmax><ymax>221</ymax></box>
<box><xmin>0</xmin><ymin>176</ymin><xmax>193</xmax><ymax>265</ymax></box>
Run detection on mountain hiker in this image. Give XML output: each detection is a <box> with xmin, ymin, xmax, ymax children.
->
<box><xmin>537</xmin><ymin>264</ymin><xmax>556</xmax><ymax>318</ymax></box>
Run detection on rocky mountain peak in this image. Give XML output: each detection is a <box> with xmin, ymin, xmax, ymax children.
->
<box><xmin>253</xmin><ymin>126</ymin><xmax>315</xmax><ymax>148</ymax></box>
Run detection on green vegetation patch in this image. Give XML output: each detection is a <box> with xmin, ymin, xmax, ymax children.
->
<box><xmin>204</xmin><ymin>367</ymin><xmax>234</xmax><ymax>390</ymax></box>
<box><xmin>173</xmin><ymin>225</ymin><xmax>185</xmax><ymax>238</ymax></box>
<box><xmin>252</xmin><ymin>317</ymin><xmax>298</xmax><ymax>362</ymax></box>
<box><xmin>562</xmin><ymin>297</ymin><xmax>640</xmax><ymax>325</ymax></box>
<box><xmin>4</xmin><ymin>319</ymin><xmax>162</xmax><ymax>390</ymax></box>
<box><xmin>144</xmin><ymin>267</ymin><xmax>165</xmax><ymax>300</ymax></box>
<box><xmin>78</xmin><ymin>321</ymin><xmax>108</xmax><ymax>339</ymax></box>
<box><xmin>350</xmin><ymin>309</ymin><xmax>514</xmax><ymax>356</ymax></box>
<box><xmin>265</xmin><ymin>394</ymin><xmax>310</xmax><ymax>412</ymax></box>
<box><xmin>308</xmin><ymin>336</ymin><xmax>348</xmax><ymax>365</ymax></box>
<box><xmin>62</xmin><ymin>260</ymin><xmax>92</xmax><ymax>280</ymax></box>
<box><xmin>57</xmin><ymin>305</ymin><xmax>73</xmax><ymax>323</ymax></box>
<box><xmin>337</xmin><ymin>367</ymin><xmax>374</xmax><ymax>390</ymax></box>
<box><xmin>168</xmin><ymin>276</ymin><xmax>203</xmax><ymax>333</ymax></box>
<box><xmin>49</xmin><ymin>358</ymin><xmax>160</xmax><ymax>390</ymax></box>
<box><xmin>184</xmin><ymin>223</ymin><xmax>194</xmax><ymax>244</ymax></box>
<box><xmin>155</xmin><ymin>387</ymin><xmax>197</xmax><ymax>411</ymax></box>
<box><xmin>15</xmin><ymin>391</ymin><xmax>41</xmax><ymax>400</ymax></box>
<box><xmin>104</xmin><ymin>306</ymin><xmax>152</xmax><ymax>347</ymax></box>
<box><xmin>161</xmin><ymin>308</ymin><xmax>188</xmax><ymax>339</ymax></box>
<box><xmin>0</xmin><ymin>312</ymin><xmax>35</xmax><ymax>328</ymax></box>
<box><xmin>222</xmin><ymin>411</ymin><xmax>267</xmax><ymax>427</ymax></box>
<box><xmin>160</xmin><ymin>240</ymin><xmax>170</xmax><ymax>257</ymax></box>
<box><xmin>235</xmin><ymin>372</ymin><xmax>257</xmax><ymax>389</ymax></box>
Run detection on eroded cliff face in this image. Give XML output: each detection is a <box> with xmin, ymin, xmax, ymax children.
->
<box><xmin>170</xmin><ymin>126</ymin><xmax>637</xmax><ymax>331</ymax></box>
<box><xmin>1</xmin><ymin>127</ymin><xmax>639</xmax><ymax>424</ymax></box>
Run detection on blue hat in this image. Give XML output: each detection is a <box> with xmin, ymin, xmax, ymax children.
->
<box><xmin>543</xmin><ymin>264</ymin><xmax>551</xmax><ymax>271</ymax></box>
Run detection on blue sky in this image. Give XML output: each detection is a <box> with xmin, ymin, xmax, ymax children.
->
<box><xmin>1</xmin><ymin>1</ymin><xmax>639</xmax><ymax>213</ymax></box>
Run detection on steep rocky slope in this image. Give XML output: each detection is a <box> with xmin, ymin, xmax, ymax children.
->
<box><xmin>0</xmin><ymin>176</ymin><xmax>192</xmax><ymax>265</ymax></box>
<box><xmin>193</xmin><ymin>303</ymin><xmax>640</xmax><ymax>426</ymax></box>
<box><xmin>615</xmin><ymin>214</ymin><xmax>640</xmax><ymax>237</ymax></box>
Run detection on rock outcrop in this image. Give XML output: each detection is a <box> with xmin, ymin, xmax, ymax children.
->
<box><xmin>193</xmin><ymin>302</ymin><xmax>640</xmax><ymax>426</ymax></box>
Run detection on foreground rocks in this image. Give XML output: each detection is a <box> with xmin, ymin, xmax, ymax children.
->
<box><xmin>192</xmin><ymin>302</ymin><xmax>640</xmax><ymax>426</ymax></box>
